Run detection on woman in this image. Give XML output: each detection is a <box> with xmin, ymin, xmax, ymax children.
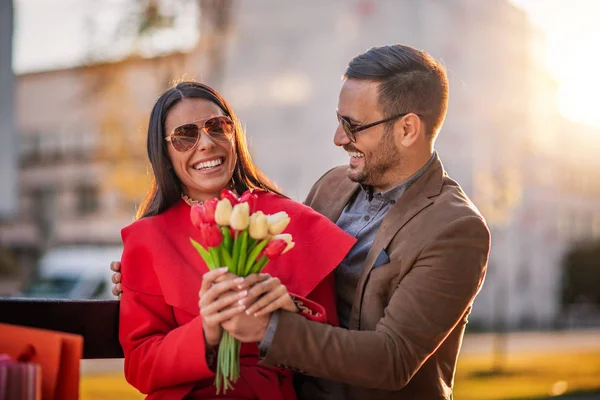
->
<box><xmin>119</xmin><ymin>81</ymin><xmax>355</xmax><ymax>399</ymax></box>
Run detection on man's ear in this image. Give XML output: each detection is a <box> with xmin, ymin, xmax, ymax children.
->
<box><xmin>399</xmin><ymin>113</ymin><xmax>422</xmax><ymax>147</ymax></box>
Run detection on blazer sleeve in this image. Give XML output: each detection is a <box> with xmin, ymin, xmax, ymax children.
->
<box><xmin>259</xmin><ymin>215</ymin><xmax>490</xmax><ymax>390</ymax></box>
<box><xmin>119</xmin><ymin>222</ymin><xmax>214</xmax><ymax>394</ymax></box>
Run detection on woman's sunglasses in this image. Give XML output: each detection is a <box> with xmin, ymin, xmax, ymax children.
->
<box><xmin>165</xmin><ymin>115</ymin><xmax>235</xmax><ymax>152</ymax></box>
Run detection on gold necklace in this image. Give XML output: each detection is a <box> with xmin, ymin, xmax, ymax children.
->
<box><xmin>181</xmin><ymin>193</ymin><xmax>204</xmax><ymax>207</ymax></box>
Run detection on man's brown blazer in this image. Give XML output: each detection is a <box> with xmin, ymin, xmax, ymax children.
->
<box><xmin>260</xmin><ymin>155</ymin><xmax>491</xmax><ymax>399</ymax></box>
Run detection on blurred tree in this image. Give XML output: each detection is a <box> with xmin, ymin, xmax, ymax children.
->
<box><xmin>86</xmin><ymin>62</ymin><xmax>151</xmax><ymax>210</ymax></box>
<box><xmin>191</xmin><ymin>0</ymin><xmax>235</xmax><ymax>87</ymax></box>
<box><xmin>120</xmin><ymin>0</ymin><xmax>235</xmax><ymax>87</ymax></box>
<box><xmin>561</xmin><ymin>241</ymin><xmax>600</xmax><ymax>307</ymax></box>
<box><xmin>82</xmin><ymin>0</ymin><xmax>235</xmax><ymax>212</ymax></box>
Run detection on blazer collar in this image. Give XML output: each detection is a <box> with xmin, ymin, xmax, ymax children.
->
<box><xmin>320</xmin><ymin>175</ymin><xmax>360</xmax><ymax>223</ymax></box>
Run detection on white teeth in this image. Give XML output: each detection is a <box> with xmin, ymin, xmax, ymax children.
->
<box><xmin>194</xmin><ymin>158</ymin><xmax>223</xmax><ymax>170</ymax></box>
<box><xmin>348</xmin><ymin>151</ymin><xmax>364</xmax><ymax>158</ymax></box>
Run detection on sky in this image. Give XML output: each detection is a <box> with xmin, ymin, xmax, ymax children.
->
<box><xmin>12</xmin><ymin>0</ymin><xmax>600</xmax><ymax>128</ymax></box>
<box><xmin>510</xmin><ymin>0</ymin><xmax>600</xmax><ymax>128</ymax></box>
<box><xmin>12</xmin><ymin>0</ymin><xmax>198</xmax><ymax>73</ymax></box>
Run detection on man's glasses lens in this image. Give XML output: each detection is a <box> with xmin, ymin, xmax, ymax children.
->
<box><xmin>337</xmin><ymin>113</ymin><xmax>356</xmax><ymax>142</ymax></box>
<box><xmin>170</xmin><ymin>116</ymin><xmax>235</xmax><ymax>152</ymax></box>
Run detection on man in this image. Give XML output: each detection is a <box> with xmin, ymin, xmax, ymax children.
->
<box><xmin>112</xmin><ymin>44</ymin><xmax>490</xmax><ymax>399</ymax></box>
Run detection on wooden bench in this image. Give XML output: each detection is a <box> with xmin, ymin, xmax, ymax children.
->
<box><xmin>0</xmin><ymin>298</ymin><xmax>123</xmax><ymax>359</ymax></box>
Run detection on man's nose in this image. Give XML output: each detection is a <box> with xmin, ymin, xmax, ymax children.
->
<box><xmin>334</xmin><ymin>124</ymin><xmax>351</xmax><ymax>147</ymax></box>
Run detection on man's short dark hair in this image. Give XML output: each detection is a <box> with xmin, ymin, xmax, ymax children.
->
<box><xmin>344</xmin><ymin>44</ymin><xmax>449</xmax><ymax>138</ymax></box>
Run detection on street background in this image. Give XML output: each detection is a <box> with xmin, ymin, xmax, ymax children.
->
<box><xmin>1</xmin><ymin>1</ymin><xmax>599</xmax><ymax>399</ymax></box>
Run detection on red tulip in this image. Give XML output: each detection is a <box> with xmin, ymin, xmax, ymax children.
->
<box><xmin>239</xmin><ymin>191</ymin><xmax>258</xmax><ymax>213</ymax></box>
<box><xmin>199</xmin><ymin>222</ymin><xmax>223</xmax><ymax>248</ymax></box>
<box><xmin>204</xmin><ymin>198</ymin><xmax>219</xmax><ymax>224</ymax></box>
<box><xmin>220</xmin><ymin>189</ymin><xmax>239</xmax><ymax>206</ymax></box>
<box><xmin>263</xmin><ymin>239</ymin><xmax>287</xmax><ymax>259</ymax></box>
<box><xmin>190</xmin><ymin>204</ymin><xmax>207</xmax><ymax>228</ymax></box>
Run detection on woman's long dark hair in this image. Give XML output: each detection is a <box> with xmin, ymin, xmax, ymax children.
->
<box><xmin>136</xmin><ymin>81</ymin><xmax>284</xmax><ymax>219</ymax></box>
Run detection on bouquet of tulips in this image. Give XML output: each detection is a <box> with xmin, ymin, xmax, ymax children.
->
<box><xmin>189</xmin><ymin>189</ymin><xmax>295</xmax><ymax>393</ymax></box>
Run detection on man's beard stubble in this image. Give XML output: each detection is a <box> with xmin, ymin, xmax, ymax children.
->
<box><xmin>347</xmin><ymin>129</ymin><xmax>399</xmax><ymax>187</ymax></box>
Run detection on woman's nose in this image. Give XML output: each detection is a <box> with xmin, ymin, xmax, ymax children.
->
<box><xmin>195</xmin><ymin>129</ymin><xmax>216</xmax><ymax>151</ymax></box>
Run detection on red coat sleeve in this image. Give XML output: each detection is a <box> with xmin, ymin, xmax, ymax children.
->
<box><xmin>119</xmin><ymin>221</ymin><xmax>214</xmax><ymax>395</ymax></box>
<box><xmin>290</xmin><ymin>273</ymin><xmax>339</xmax><ymax>326</ymax></box>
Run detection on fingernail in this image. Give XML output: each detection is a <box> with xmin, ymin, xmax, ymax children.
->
<box><xmin>245</xmin><ymin>310</ymin><xmax>251</xmax><ymax>315</ymax></box>
<box><xmin>219</xmin><ymin>267</ymin><xmax>228</xmax><ymax>272</ymax></box>
<box><xmin>235</xmin><ymin>277</ymin><xmax>244</xmax><ymax>283</ymax></box>
<box><xmin>238</xmin><ymin>290</ymin><xmax>248</xmax><ymax>297</ymax></box>
<box><xmin>237</xmin><ymin>302</ymin><xmax>246</xmax><ymax>309</ymax></box>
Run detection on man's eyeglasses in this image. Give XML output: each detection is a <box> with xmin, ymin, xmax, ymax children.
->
<box><xmin>165</xmin><ymin>115</ymin><xmax>235</xmax><ymax>152</ymax></box>
<box><xmin>336</xmin><ymin>110</ymin><xmax>411</xmax><ymax>143</ymax></box>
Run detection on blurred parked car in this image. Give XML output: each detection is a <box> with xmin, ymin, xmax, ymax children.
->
<box><xmin>16</xmin><ymin>246</ymin><xmax>123</xmax><ymax>300</ymax></box>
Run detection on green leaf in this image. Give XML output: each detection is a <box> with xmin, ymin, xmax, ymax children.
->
<box><xmin>190</xmin><ymin>238</ymin><xmax>215</xmax><ymax>270</ymax></box>
<box><xmin>244</xmin><ymin>238</ymin><xmax>270</xmax><ymax>276</ymax></box>
<box><xmin>220</xmin><ymin>246</ymin><xmax>235</xmax><ymax>270</ymax></box>
<box><xmin>246</xmin><ymin>237</ymin><xmax>257</xmax><ymax>253</ymax></box>
<box><xmin>250</xmin><ymin>255</ymin><xmax>270</xmax><ymax>275</ymax></box>
<box><xmin>209</xmin><ymin>247</ymin><xmax>221</xmax><ymax>269</ymax></box>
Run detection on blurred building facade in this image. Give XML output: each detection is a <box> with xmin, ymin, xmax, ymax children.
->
<box><xmin>0</xmin><ymin>53</ymin><xmax>189</xmax><ymax>279</ymax></box>
<box><xmin>0</xmin><ymin>0</ymin><xmax>18</xmax><ymax>218</ymax></box>
<box><xmin>2</xmin><ymin>0</ymin><xmax>600</xmax><ymax>327</ymax></box>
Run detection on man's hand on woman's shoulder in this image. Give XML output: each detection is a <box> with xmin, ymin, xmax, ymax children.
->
<box><xmin>110</xmin><ymin>261</ymin><xmax>122</xmax><ymax>298</ymax></box>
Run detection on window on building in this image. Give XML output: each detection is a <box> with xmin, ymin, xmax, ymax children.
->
<box><xmin>75</xmin><ymin>185</ymin><xmax>100</xmax><ymax>216</ymax></box>
<box><xmin>31</xmin><ymin>187</ymin><xmax>57</xmax><ymax>241</ymax></box>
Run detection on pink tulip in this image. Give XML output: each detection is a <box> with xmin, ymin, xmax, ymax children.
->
<box><xmin>190</xmin><ymin>205</ymin><xmax>207</xmax><ymax>229</ymax></box>
<box><xmin>220</xmin><ymin>189</ymin><xmax>239</xmax><ymax>206</ymax></box>
<box><xmin>239</xmin><ymin>191</ymin><xmax>258</xmax><ymax>213</ymax></box>
<box><xmin>204</xmin><ymin>198</ymin><xmax>219</xmax><ymax>224</ymax></box>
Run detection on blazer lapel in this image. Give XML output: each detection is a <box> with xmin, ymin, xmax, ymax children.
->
<box><xmin>317</xmin><ymin>175</ymin><xmax>360</xmax><ymax>224</ymax></box>
<box><xmin>348</xmin><ymin>156</ymin><xmax>445</xmax><ymax>329</ymax></box>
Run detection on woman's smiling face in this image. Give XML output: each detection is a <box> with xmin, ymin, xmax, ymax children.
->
<box><xmin>164</xmin><ymin>98</ymin><xmax>237</xmax><ymax>202</ymax></box>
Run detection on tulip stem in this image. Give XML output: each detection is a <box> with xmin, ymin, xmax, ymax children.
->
<box><xmin>221</xmin><ymin>227</ymin><xmax>233</xmax><ymax>253</ymax></box>
<box><xmin>231</xmin><ymin>231</ymin><xmax>241</xmax><ymax>271</ymax></box>
<box><xmin>220</xmin><ymin>246</ymin><xmax>234</xmax><ymax>269</ymax></box>
<box><xmin>237</xmin><ymin>231</ymin><xmax>249</xmax><ymax>275</ymax></box>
